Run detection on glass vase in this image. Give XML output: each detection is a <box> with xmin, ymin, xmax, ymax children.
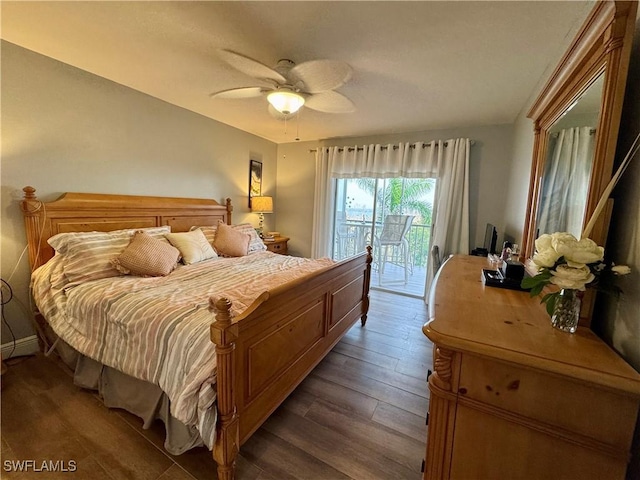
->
<box><xmin>551</xmin><ymin>289</ymin><xmax>581</xmax><ymax>333</ymax></box>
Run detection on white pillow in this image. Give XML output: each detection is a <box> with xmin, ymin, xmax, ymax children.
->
<box><xmin>165</xmin><ymin>230</ymin><xmax>218</xmax><ymax>264</ymax></box>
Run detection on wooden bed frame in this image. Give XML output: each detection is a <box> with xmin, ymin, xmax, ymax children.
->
<box><xmin>21</xmin><ymin>186</ymin><xmax>372</xmax><ymax>480</ymax></box>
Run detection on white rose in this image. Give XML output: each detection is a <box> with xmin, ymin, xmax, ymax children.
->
<box><xmin>534</xmin><ymin>234</ymin><xmax>554</xmax><ymax>254</ymax></box>
<box><xmin>550</xmin><ymin>264</ymin><xmax>595</xmax><ymax>290</ymax></box>
<box><xmin>550</xmin><ymin>232</ymin><xmax>579</xmax><ymax>259</ymax></box>
<box><xmin>532</xmin><ymin>249</ymin><xmax>561</xmax><ymax>268</ymax></box>
<box><xmin>611</xmin><ymin>265</ymin><xmax>631</xmax><ymax>275</ymax></box>
<box><xmin>563</xmin><ymin>238</ymin><xmax>605</xmax><ymax>266</ymax></box>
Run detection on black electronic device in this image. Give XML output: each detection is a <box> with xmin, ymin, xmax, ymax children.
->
<box><xmin>471</xmin><ymin>223</ymin><xmax>498</xmax><ymax>256</ymax></box>
<box><xmin>483</xmin><ymin>223</ymin><xmax>498</xmax><ymax>254</ymax></box>
<box><xmin>482</xmin><ymin>260</ymin><xmax>528</xmax><ymax>291</ymax></box>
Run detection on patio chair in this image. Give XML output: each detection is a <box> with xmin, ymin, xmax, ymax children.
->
<box><xmin>431</xmin><ymin>244</ymin><xmax>442</xmax><ymax>273</ymax></box>
<box><xmin>374</xmin><ymin>214</ymin><xmax>414</xmax><ymax>284</ymax></box>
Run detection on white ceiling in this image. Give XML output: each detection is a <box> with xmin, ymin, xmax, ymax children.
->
<box><xmin>1</xmin><ymin>1</ymin><xmax>594</xmax><ymax>144</ymax></box>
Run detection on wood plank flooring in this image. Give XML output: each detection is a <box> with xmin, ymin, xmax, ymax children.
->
<box><xmin>1</xmin><ymin>290</ymin><xmax>432</xmax><ymax>479</ymax></box>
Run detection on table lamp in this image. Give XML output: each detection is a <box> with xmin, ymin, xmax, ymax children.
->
<box><xmin>251</xmin><ymin>196</ymin><xmax>273</xmax><ymax>237</ymax></box>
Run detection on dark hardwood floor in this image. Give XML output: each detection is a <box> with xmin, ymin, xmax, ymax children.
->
<box><xmin>1</xmin><ymin>290</ymin><xmax>432</xmax><ymax>479</ymax></box>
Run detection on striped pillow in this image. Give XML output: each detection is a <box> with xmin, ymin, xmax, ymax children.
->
<box><xmin>112</xmin><ymin>231</ymin><xmax>180</xmax><ymax>276</ymax></box>
<box><xmin>233</xmin><ymin>223</ymin><xmax>268</xmax><ymax>253</ymax></box>
<box><xmin>49</xmin><ymin>226</ymin><xmax>171</xmax><ymax>284</ymax></box>
<box><xmin>190</xmin><ymin>226</ymin><xmax>217</xmax><ymax>245</ymax></box>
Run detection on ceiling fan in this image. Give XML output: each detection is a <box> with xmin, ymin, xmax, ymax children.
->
<box><xmin>210</xmin><ymin>50</ymin><xmax>355</xmax><ymax>119</ymax></box>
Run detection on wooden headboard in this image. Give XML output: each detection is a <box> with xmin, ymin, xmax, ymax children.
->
<box><xmin>21</xmin><ymin>186</ymin><xmax>233</xmax><ymax>271</ymax></box>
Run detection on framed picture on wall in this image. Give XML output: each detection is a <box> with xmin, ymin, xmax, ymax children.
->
<box><xmin>249</xmin><ymin>159</ymin><xmax>262</xmax><ymax>208</ymax></box>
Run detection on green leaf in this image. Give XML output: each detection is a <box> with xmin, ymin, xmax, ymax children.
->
<box><xmin>544</xmin><ymin>292</ymin><xmax>559</xmax><ymax>317</ymax></box>
<box><xmin>541</xmin><ymin>293</ymin><xmax>554</xmax><ymax>304</ymax></box>
<box><xmin>529</xmin><ymin>283</ymin><xmax>545</xmax><ymax>297</ymax></box>
<box><xmin>546</xmin><ymin>299</ymin><xmax>556</xmax><ymax>317</ymax></box>
<box><xmin>520</xmin><ymin>276</ymin><xmax>540</xmax><ymax>289</ymax></box>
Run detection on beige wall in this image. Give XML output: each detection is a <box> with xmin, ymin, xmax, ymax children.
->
<box><xmin>1</xmin><ymin>41</ymin><xmax>278</xmax><ymax>342</ymax></box>
<box><xmin>277</xmin><ymin>124</ymin><xmax>514</xmax><ymax>258</ymax></box>
<box><xmin>503</xmin><ymin>113</ymin><xmax>535</xmax><ymax>245</ymax></box>
<box><xmin>275</xmin><ymin>141</ymin><xmax>318</xmax><ymax>257</ymax></box>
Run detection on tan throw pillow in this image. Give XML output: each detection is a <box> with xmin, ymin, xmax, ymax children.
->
<box><xmin>213</xmin><ymin>222</ymin><xmax>250</xmax><ymax>257</ymax></box>
<box><xmin>112</xmin><ymin>231</ymin><xmax>180</xmax><ymax>276</ymax></box>
<box><xmin>190</xmin><ymin>224</ymin><xmax>266</xmax><ymax>254</ymax></box>
<box><xmin>165</xmin><ymin>230</ymin><xmax>218</xmax><ymax>264</ymax></box>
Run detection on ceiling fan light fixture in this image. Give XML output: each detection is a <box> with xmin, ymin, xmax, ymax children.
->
<box><xmin>267</xmin><ymin>90</ymin><xmax>305</xmax><ymax>115</ymax></box>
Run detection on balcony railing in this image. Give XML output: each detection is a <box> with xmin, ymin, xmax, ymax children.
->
<box><xmin>334</xmin><ymin>222</ymin><xmax>432</xmax><ymax>267</ymax></box>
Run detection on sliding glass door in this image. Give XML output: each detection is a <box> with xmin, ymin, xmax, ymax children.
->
<box><xmin>332</xmin><ymin>177</ymin><xmax>435</xmax><ymax>298</ymax></box>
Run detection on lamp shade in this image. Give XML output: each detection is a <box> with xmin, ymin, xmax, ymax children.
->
<box><xmin>267</xmin><ymin>90</ymin><xmax>305</xmax><ymax>115</ymax></box>
<box><xmin>251</xmin><ymin>196</ymin><xmax>273</xmax><ymax>213</ymax></box>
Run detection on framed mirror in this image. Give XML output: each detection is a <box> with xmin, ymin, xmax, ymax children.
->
<box><xmin>521</xmin><ymin>0</ymin><xmax>637</xmax><ymax>325</ymax></box>
<box><xmin>536</xmin><ymin>74</ymin><xmax>603</xmax><ymax>240</ymax></box>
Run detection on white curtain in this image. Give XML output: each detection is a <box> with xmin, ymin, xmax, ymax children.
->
<box><xmin>313</xmin><ymin>142</ymin><xmax>439</xmax><ymax>257</ymax></box>
<box><xmin>538</xmin><ymin>127</ymin><xmax>595</xmax><ymax>238</ymax></box>
<box><xmin>428</xmin><ymin>138</ymin><xmax>470</xmax><ymax>291</ymax></box>
<box><xmin>331</xmin><ymin>141</ymin><xmax>439</xmax><ymax>179</ymax></box>
<box><xmin>311</xmin><ymin>147</ymin><xmax>337</xmax><ymax>258</ymax></box>
<box><xmin>314</xmin><ymin>139</ymin><xmax>471</xmax><ymax>292</ymax></box>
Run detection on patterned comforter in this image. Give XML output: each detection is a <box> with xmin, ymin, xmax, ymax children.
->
<box><xmin>31</xmin><ymin>252</ymin><xmax>334</xmax><ymax>449</ymax></box>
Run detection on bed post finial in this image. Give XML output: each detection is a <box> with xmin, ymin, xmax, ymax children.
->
<box><xmin>22</xmin><ymin>186</ymin><xmax>41</xmax><ymax>216</ymax></box>
<box><xmin>361</xmin><ymin>245</ymin><xmax>373</xmax><ymax>326</ymax></box>
<box><xmin>23</xmin><ymin>186</ymin><xmax>37</xmax><ymax>201</ymax></box>
<box><xmin>225</xmin><ymin>198</ymin><xmax>233</xmax><ymax>225</ymax></box>
<box><xmin>209</xmin><ymin>297</ymin><xmax>239</xmax><ymax>480</ymax></box>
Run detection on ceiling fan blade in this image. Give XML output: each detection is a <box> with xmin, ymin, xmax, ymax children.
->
<box><xmin>290</xmin><ymin>60</ymin><xmax>352</xmax><ymax>93</ymax></box>
<box><xmin>305</xmin><ymin>91</ymin><xmax>355</xmax><ymax>113</ymax></box>
<box><xmin>209</xmin><ymin>87</ymin><xmax>265</xmax><ymax>99</ymax></box>
<box><xmin>218</xmin><ymin>50</ymin><xmax>286</xmax><ymax>84</ymax></box>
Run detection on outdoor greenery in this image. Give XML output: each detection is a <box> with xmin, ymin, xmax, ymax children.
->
<box><xmin>355</xmin><ymin>178</ymin><xmax>435</xmax><ymax>225</ymax></box>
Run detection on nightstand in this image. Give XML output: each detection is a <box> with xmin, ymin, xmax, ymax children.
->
<box><xmin>264</xmin><ymin>236</ymin><xmax>289</xmax><ymax>255</ymax></box>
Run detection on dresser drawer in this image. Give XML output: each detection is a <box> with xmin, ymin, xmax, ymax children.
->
<box><xmin>457</xmin><ymin>354</ymin><xmax>638</xmax><ymax>449</ymax></box>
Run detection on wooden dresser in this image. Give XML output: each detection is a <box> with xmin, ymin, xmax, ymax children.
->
<box><xmin>422</xmin><ymin>255</ymin><xmax>640</xmax><ymax>479</ymax></box>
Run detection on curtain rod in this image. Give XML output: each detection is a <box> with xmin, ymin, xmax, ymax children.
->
<box><xmin>308</xmin><ymin>139</ymin><xmax>475</xmax><ymax>153</ymax></box>
<box><xmin>550</xmin><ymin>128</ymin><xmax>596</xmax><ymax>138</ymax></box>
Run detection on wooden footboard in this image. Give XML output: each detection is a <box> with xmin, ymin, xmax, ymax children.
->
<box><xmin>210</xmin><ymin>247</ymin><xmax>372</xmax><ymax>480</ymax></box>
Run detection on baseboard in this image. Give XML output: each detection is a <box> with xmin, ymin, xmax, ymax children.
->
<box><xmin>2</xmin><ymin>335</ymin><xmax>39</xmax><ymax>359</ymax></box>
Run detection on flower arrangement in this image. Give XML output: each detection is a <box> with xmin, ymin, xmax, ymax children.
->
<box><xmin>521</xmin><ymin>232</ymin><xmax>631</xmax><ymax>317</ymax></box>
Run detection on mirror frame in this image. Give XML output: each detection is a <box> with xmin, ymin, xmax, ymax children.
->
<box><xmin>521</xmin><ymin>0</ymin><xmax>637</xmax><ymax>326</ymax></box>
